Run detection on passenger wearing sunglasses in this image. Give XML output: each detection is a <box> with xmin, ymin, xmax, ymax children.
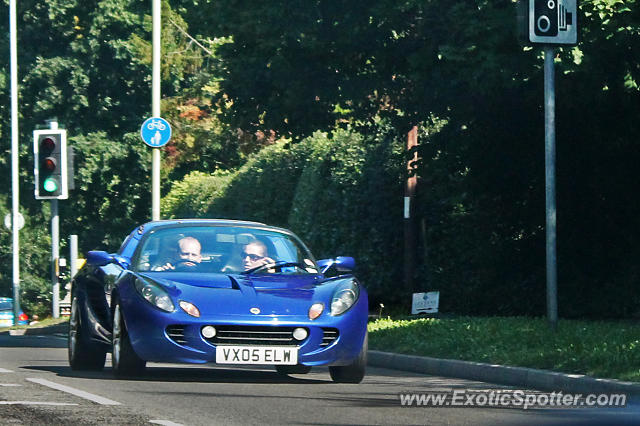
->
<box><xmin>242</xmin><ymin>241</ymin><xmax>274</xmax><ymax>271</ymax></box>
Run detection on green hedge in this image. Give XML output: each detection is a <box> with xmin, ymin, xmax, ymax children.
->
<box><xmin>288</xmin><ymin>127</ymin><xmax>404</xmax><ymax>303</ymax></box>
<box><xmin>162</xmin><ymin>170</ymin><xmax>235</xmax><ymax>219</ymax></box>
<box><xmin>206</xmin><ymin>140</ymin><xmax>314</xmax><ymax>227</ymax></box>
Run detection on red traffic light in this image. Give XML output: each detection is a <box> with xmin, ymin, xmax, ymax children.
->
<box><xmin>41</xmin><ymin>137</ymin><xmax>56</xmax><ymax>152</ymax></box>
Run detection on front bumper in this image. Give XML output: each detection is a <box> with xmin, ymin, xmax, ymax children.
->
<box><xmin>119</xmin><ymin>283</ymin><xmax>368</xmax><ymax>367</ymax></box>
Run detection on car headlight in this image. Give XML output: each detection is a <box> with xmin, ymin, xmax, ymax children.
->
<box><xmin>330</xmin><ymin>279</ymin><xmax>359</xmax><ymax>316</ymax></box>
<box><xmin>134</xmin><ymin>277</ymin><xmax>175</xmax><ymax>312</ymax></box>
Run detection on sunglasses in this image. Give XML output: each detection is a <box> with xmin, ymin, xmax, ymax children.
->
<box><xmin>243</xmin><ymin>253</ymin><xmax>264</xmax><ymax>261</ymax></box>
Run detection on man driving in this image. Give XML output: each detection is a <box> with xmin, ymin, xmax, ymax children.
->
<box><xmin>154</xmin><ymin>236</ymin><xmax>202</xmax><ymax>271</ymax></box>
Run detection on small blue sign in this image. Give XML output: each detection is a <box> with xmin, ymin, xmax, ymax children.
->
<box><xmin>141</xmin><ymin>117</ymin><xmax>172</xmax><ymax>147</ymax></box>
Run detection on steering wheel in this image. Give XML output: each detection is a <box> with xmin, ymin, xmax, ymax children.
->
<box><xmin>243</xmin><ymin>261</ymin><xmax>308</xmax><ymax>275</ymax></box>
<box><xmin>173</xmin><ymin>259</ymin><xmax>201</xmax><ymax>272</ymax></box>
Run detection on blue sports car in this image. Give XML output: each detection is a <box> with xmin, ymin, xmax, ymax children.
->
<box><xmin>68</xmin><ymin>219</ymin><xmax>368</xmax><ymax>383</ymax></box>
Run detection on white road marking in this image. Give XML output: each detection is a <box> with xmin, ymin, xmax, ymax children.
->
<box><xmin>0</xmin><ymin>368</ymin><xmax>14</xmax><ymax>373</ymax></box>
<box><xmin>149</xmin><ymin>421</ymin><xmax>185</xmax><ymax>426</ymax></box>
<box><xmin>26</xmin><ymin>378</ymin><xmax>121</xmax><ymax>405</ymax></box>
<box><xmin>0</xmin><ymin>401</ymin><xmax>78</xmax><ymax>406</ymax></box>
<box><xmin>0</xmin><ymin>384</ymin><xmax>21</xmax><ymax>387</ymax></box>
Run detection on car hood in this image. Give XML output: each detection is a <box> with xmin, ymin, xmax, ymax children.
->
<box><xmin>139</xmin><ymin>272</ymin><xmax>329</xmax><ymax>317</ymax></box>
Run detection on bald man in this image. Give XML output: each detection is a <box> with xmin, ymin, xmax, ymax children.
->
<box><xmin>154</xmin><ymin>237</ymin><xmax>202</xmax><ymax>271</ymax></box>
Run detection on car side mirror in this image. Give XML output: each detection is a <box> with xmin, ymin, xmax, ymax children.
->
<box><xmin>317</xmin><ymin>256</ymin><xmax>356</xmax><ymax>274</ymax></box>
<box><xmin>87</xmin><ymin>251</ymin><xmax>130</xmax><ymax>269</ymax></box>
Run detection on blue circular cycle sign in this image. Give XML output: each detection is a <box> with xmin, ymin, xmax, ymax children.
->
<box><xmin>140</xmin><ymin>117</ymin><xmax>172</xmax><ymax>147</ymax></box>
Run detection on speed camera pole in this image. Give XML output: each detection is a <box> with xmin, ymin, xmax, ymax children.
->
<box><xmin>544</xmin><ymin>47</ymin><xmax>558</xmax><ymax>330</ymax></box>
<box><xmin>525</xmin><ymin>0</ymin><xmax>578</xmax><ymax>330</ymax></box>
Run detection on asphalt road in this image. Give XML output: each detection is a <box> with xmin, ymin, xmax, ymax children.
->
<box><xmin>1</xmin><ymin>333</ymin><xmax>639</xmax><ymax>425</ymax></box>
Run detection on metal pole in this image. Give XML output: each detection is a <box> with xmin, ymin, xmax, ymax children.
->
<box><xmin>151</xmin><ymin>0</ymin><xmax>161</xmax><ymax>221</ymax></box>
<box><xmin>544</xmin><ymin>46</ymin><xmax>558</xmax><ymax>330</ymax></box>
<box><xmin>51</xmin><ymin>199</ymin><xmax>60</xmax><ymax>318</ymax></box>
<box><xmin>9</xmin><ymin>0</ymin><xmax>21</xmax><ymax>325</ymax></box>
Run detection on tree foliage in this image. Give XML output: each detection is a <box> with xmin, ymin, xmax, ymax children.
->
<box><xmin>0</xmin><ymin>0</ymin><xmax>638</xmax><ymax>318</ymax></box>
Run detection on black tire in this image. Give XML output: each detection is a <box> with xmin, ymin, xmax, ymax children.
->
<box><xmin>329</xmin><ymin>332</ymin><xmax>367</xmax><ymax>383</ymax></box>
<box><xmin>111</xmin><ymin>299</ymin><xmax>146</xmax><ymax>377</ymax></box>
<box><xmin>68</xmin><ymin>294</ymin><xmax>107</xmax><ymax>371</ymax></box>
<box><xmin>276</xmin><ymin>365</ymin><xmax>312</xmax><ymax>376</ymax></box>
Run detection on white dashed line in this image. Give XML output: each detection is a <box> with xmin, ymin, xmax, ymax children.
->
<box><xmin>0</xmin><ymin>401</ymin><xmax>78</xmax><ymax>406</ymax></box>
<box><xmin>149</xmin><ymin>421</ymin><xmax>185</xmax><ymax>426</ymax></box>
<box><xmin>26</xmin><ymin>378</ymin><xmax>121</xmax><ymax>405</ymax></box>
<box><xmin>0</xmin><ymin>368</ymin><xmax>14</xmax><ymax>373</ymax></box>
<box><xmin>0</xmin><ymin>384</ymin><xmax>21</xmax><ymax>387</ymax></box>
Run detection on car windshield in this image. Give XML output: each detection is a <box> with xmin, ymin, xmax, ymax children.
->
<box><xmin>133</xmin><ymin>225</ymin><xmax>318</xmax><ymax>275</ymax></box>
<box><xmin>0</xmin><ymin>300</ymin><xmax>12</xmax><ymax>311</ymax></box>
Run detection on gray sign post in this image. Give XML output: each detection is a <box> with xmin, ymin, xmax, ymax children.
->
<box><xmin>527</xmin><ymin>0</ymin><xmax>578</xmax><ymax>329</ymax></box>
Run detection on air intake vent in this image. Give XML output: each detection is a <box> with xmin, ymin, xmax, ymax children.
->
<box><xmin>320</xmin><ymin>328</ymin><xmax>339</xmax><ymax>347</ymax></box>
<box><xmin>166</xmin><ymin>325</ymin><xmax>187</xmax><ymax>345</ymax></box>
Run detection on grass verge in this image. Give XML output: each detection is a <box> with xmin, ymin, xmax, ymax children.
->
<box><xmin>0</xmin><ymin>316</ymin><xmax>68</xmax><ymax>331</ymax></box>
<box><xmin>368</xmin><ymin>316</ymin><xmax>640</xmax><ymax>382</ymax></box>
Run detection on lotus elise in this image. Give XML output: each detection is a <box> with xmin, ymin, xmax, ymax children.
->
<box><xmin>68</xmin><ymin>219</ymin><xmax>368</xmax><ymax>383</ymax></box>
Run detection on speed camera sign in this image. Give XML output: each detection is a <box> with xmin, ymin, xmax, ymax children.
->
<box><xmin>529</xmin><ymin>0</ymin><xmax>577</xmax><ymax>45</ymax></box>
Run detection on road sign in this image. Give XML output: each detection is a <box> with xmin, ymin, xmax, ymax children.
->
<box><xmin>141</xmin><ymin>117</ymin><xmax>171</xmax><ymax>148</ymax></box>
<box><xmin>529</xmin><ymin>0</ymin><xmax>577</xmax><ymax>45</ymax></box>
<box><xmin>4</xmin><ymin>213</ymin><xmax>24</xmax><ymax>231</ymax></box>
<box><xmin>411</xmin><ymin>292</ymin><xmax>440</xmax><ymax>315</ymax></box>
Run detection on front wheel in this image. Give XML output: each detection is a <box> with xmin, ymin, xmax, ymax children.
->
<box><xmin>68</xmin><ymin>295</ymin><xmax>106</xmax><ymax>371</ymax></box>
<box><xmin>112</xmin><ymin>299</ymin><xmax>146</xmax><ymax>377</ymax></box>
<box><xmin>329</xmin><ymin>332</ymin><xmax>367</xmax><ymax>383</ymax></box>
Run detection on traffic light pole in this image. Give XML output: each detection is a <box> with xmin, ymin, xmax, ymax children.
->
<box><xmin>51</xmin><ymin>199</ymin><xmax>60</xmax><ymax>318</ymax></box>
<box><xmin>9</xmin><ymin>0</ymin><xmax>21</xmax><ymax>325</ymax></box>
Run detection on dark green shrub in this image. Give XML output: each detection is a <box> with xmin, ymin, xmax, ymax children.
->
<box><xmin>163</xmin><ymin>171</ymin><xmax>235</xmax><ymax>218</ymax></box>
<box><xmin>288</xmin><ymin>126</ymin><xmax>405</xmax><ymax>304</ymax></box>
<box><xmin>207</xmin><ymin>140</ymin><xmax>313</xmax><ymax>227</ymax></box>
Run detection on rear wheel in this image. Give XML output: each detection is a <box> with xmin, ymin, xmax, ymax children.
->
<box><xmin>329</xmin><ymin>332</ymin><xmax>367</xmax><ymax>383</ymax></box>
<box><xmin>112</xmin><ymin>299</ymin><xmax>146</xmax><ymax>377</ymax></box>
<box><xmin>276</xmin><ymin>365</ymin><xmax>312</xmax><ymax>376</ymax></box>
<box><xmin>68</xmin><ymin>295</ymin><xmax>106</xmax><ymax>371</ymax></box>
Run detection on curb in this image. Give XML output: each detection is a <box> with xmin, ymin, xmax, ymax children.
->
<box><xmin>368</xmin><ymin>350</ymin><xmax>640</xmax><ymax>396</ymax></box>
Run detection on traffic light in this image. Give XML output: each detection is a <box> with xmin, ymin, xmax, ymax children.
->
<box><xmin>34</xmin><ymin>129</ymin><xmax>68</xmax><ymax>200</ymax></box>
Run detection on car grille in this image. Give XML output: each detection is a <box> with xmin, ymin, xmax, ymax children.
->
<box><xmin>203</xmin><ymin>325</ymin><xmax>307</xmax><ymax>346</ymax></box>
<box><xmin>320</xmin><ymin>328</ymin><xmax>339</xmax><ymax>347</ymax></box>
<box><xmin>166</xmin><ymin>325</ymin><xmax>188</xmax><ymax>345</ymax></box>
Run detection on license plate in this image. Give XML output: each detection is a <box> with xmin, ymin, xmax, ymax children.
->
<box><xmin>215</xmin><ymin>346</ymin><xmax>298</xmax><ymax>365</ymax></box>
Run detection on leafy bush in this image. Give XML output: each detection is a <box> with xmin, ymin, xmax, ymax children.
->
<box><xmin>163</xmin><ymin>170</ymin><xmax>235</xmax><ymax>218</ymax></box>
<box><xmin>0</xmin><ymin>195</ymin><xmax>51</xmax><ymax>317</ymax></box>
<box><xmin>207</xmin><ymin>140</ymin><xmax>314</xmax><ymax>227</ymax></box>
<box><xmin>61</xmin><ymin>132</ymin><xmax>151</xmax><ymax>251</ymax></box>
<box><xmin>288</xmin><ymin>126</ymin><xmax>405</xmax><ymax>304</ymax></box>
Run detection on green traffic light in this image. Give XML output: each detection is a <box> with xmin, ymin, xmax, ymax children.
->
<box><xmin>43</xmin><ymin>177</ymin><xmax>59</xmax><ymax>193</ymax></box>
